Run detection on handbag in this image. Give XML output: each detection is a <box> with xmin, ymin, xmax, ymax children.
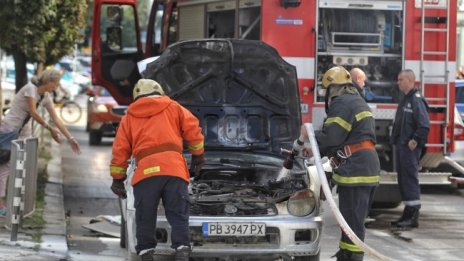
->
<box><xmin>0</xmin><ymin>129</ymin><xmax>20</xmax><ymax>164</ymax></box>
<box><xmin>0</xmin><ymin>95</ymin><xmax>44</xmax><ymax>164</ymax></box>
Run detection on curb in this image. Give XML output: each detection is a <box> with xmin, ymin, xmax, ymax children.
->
<box><xmin>39</xmin><ymin>140</ymin><xmax>68</xmax><ymax>258</ymax></box>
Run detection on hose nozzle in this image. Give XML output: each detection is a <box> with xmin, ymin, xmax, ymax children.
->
<box><xmin>280</xmin><ymin>137</ymin><xmax>304</xmax><ymax>170</ymax></box>
<box><xmin>282</xmin><ymin>154</ymin><xmax>295</xmax><ymax>170</ymax></box>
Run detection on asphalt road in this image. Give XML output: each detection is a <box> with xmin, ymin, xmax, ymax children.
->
<box><xmin>60</xmin><ymin>124</ymin><xmax>464</xmax><ymax>261</ymax></box>
<box><xmin>62</xmin><ymin>125</ymin><xmax>124</xmax><ymax>261</ymax></box>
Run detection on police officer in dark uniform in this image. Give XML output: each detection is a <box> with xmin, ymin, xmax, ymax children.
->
<box><xmin>390</xmin><ymin>69</ymin><xmax>430</xmax><ymax>228</ymax></box>
<box><xmin>301</xmin><ymin>66</ymin><xmax>380</xmax><ymax>261</ymax></box>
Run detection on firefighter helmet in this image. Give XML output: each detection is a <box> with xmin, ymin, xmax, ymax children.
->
<box><xmin>133</xmin><ymin>79</ymin><xmax>165</xmax><ymax>100</ymax></box>
<box><xmin>321</xmin><ymin>66</ymin><xmax>352</xmax><ymax>88</ymax></box>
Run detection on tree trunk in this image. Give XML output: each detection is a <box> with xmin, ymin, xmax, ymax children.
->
<box><xmin>12</xmin><ymin>50</ymin><xmax>28</xmax><ymax>93</ymax></box>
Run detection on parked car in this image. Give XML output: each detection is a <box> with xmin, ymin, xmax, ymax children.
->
<box><xmin>87</xmin><ymin>86</ymin><xmax>127</xmax><ymax>145</ymax></box>
<box><xmin>1</xmin><ymin>80</ymin><xmax>15</xmax><ymax>115</ymax></box>
<box><xmin>1</xmin><ymin>56</ymin><xmax>35</xmax><ymax>115</ymax></box>
<box><xmin>119</xmin><ymin>40</ymin><xmax>322</xmax><ymax>261</ymax></box>
<box><xmin>54</xmin><ymin>57</ymin><xmax>92</xmax><ymax>95</ymax></box>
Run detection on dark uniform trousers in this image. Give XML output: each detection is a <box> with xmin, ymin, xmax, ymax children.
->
<box><xmin>395</xmin><ymin>143</ymin><xmax>421</xmax><ymax>207</ymax></box>
<box><xmin>338</xmin><ymin>185</ymin><xmax>376</xmax><ymax>251</ymax></box>
<box><xmin>133</xmin><ymin>175</ymin><xmax>190</xmax><ymax>253</ymax></box>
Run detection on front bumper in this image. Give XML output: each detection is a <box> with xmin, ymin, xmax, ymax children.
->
<box><xmin>88</xmin><ymin>109</ymin><xmax>123</xmax><ymax>135</ymax></box>
<box><xmin>90</xmin><ymin>121</ymin><xmax>119</xmax><ymax>136</ymax></box>
<box><xmin>153</xmin><ymin>215</ymin><xmax>322</xmax><ymax>259</ymax></box>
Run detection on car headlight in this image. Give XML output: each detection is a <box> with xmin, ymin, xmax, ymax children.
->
<box><xmin>95</xmin><ymin>104</ymin><xmax>108</xmax><ymax>112</ymax></box>
<box><xmin>287</xmin><ymin>190</ymin><xmax>316</xmax><ymax>217</ymax></box>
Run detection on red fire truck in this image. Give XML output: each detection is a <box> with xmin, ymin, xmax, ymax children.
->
<box><xmin>92</xmin><ymin>0</ymin><xmax>461</xmax><ymax>205</ymax></box>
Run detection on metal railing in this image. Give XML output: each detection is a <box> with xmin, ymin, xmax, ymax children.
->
<box><xmin>5</xmin><ymin>106</ymin><xmax>49</xmax><ymax>241</ymax></box>
<box><xmin>5</xmin><ymin>137</ymin><xmax>39</xmax><ymax>241</ymax></box>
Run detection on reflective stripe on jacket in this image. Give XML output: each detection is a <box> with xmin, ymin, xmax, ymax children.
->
<box><xmin>110</xmin><ymin>96</ymin><xmax>204</xmax><ymax>185</ymax></box>
<box><xmin>316</xmin><ymin>93</ymin><xmax>380</xmax><ymax>186</ymax></box>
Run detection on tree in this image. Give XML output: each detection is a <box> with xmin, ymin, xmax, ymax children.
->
<box><xmin>0</xmin><ymin>0</ymin><xmax>88</xmax><ymax>92</ymax></box>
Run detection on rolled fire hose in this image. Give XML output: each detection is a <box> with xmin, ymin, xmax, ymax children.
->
<box><xmin>304</xmin><ymin>123</ymin><xmax>397</xmax><ymax>261</ymax></box>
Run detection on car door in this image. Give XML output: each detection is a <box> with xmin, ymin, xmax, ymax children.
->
<box><xmin>91</xmin><ymin>0</ymin><xmax>143</xmax><ymax>105</ymax></box>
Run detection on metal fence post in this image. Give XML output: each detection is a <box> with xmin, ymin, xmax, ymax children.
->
<box><xmin>23</xmin><ymin>137</ymin><xmax>39</xmax><ymax>217</ymax></box>
<box><xmin>5</xmin><ymin>108</ymin><xmax>46</xmax><ymax>241</ymax></box>
<box><xmin>6</xmin><ymin>139</ymin><xmax>25</xmax><ymax>241</ymax></box>
<box><xmin>5</xmin><ymin>137</ymin><xmax>39</xmax><ymax>241</ymax></box>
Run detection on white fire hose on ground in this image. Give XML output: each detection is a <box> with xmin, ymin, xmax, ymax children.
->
<box><xmin>304</xmin><ymin>123</ymin><xmax>397</xmax><ymax>261</ymax></box>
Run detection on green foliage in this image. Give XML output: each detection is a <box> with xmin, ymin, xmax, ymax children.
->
<box><xmin>43</xmin><ymin>0</ymin><xmax>88</xmax><ymax>65</ymax></box>
<box><xmin>0</xmin><ymin>0</ymin><xmax>88</xmax><ymax>67</ymax></box>
<box><xmin>137</xmin><ymin>0</ymin><xmax>150</xmax><ymax>33</ymax></box>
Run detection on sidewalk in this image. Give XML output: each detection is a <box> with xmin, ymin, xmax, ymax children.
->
<box><xmin>0</xmin><ymin>140</ymin><xmax>68</xmax><ymax>261</ymax></box>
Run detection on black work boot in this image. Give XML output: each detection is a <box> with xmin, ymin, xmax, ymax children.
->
<box><xmin>140</xmin><ymin>249</ymin><xmax>155</xmax><ymax>261</ymax></box>
<box><xmin>396</xmin><ymin>206</ymin><xmax>419</xmax><ymax>228</ymax></box>
<box><xmin>174</xmin><ymin>245</ymin><xmax>191</xmax><ymax>261</ymax></box>
<box><xmin>391</xmin><ymin>206</ymin><xmax>409</xmax><ymax>226</ymax></box>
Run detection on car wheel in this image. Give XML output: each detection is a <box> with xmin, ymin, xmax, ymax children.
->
<box><xmin>89</xmin><ymin>130</ymin><xmax>102</xmax><ymax>145</ymax></box>
<box><xmin>294</xmin><ymin>252</ymin><xmax>320</xmax><ymax>261</ymax></box>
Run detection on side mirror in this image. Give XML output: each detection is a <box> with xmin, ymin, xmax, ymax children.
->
<box><xmin>106</xmin><ymin>26</ymin><xmax>122</xmax><ymax>51</ymax></box>
<box><xmin>107</xmin><ymin>6</ymin><xmax>123</xmax><ymax>22</ymax></box>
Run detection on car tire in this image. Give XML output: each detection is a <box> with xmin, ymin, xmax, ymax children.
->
<box><xmin>89</xmin><ymin>130</ymin><xmax>102</xmax><ymax>145</ymax></box>
<box><xmin>294</xmin><ymin>251</ymin><xmax>320</xmax><ymax>261</ymax></box>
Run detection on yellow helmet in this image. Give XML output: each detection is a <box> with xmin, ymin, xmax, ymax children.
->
<box><xmin>321</xmin><ymin>66</ymin><xmax>352</xmax><ymax>88</ymax></box>
<box><xmin>133</xmin><ymin>79</ymin><xmax>165</xmax><ymax>100</ymax></box>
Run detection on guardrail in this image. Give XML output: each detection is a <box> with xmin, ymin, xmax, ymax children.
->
<box><xmin>5</xmin><ymin>106</ymin><xmax>49</xmax><ymax>241</ymax></box>
<box><xmin>5</xmin><ymin>137</ymin><xmax>39</xmax><ymax>241</ymax></box>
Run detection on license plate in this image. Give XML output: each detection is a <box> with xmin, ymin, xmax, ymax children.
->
<box><xmin>202</xmin><ymin>222</ymin><xmax>266</xmax><ymax>236</ymax></box>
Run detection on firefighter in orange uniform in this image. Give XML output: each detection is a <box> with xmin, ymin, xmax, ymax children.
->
<box><xmin>109</xmin><ymin>79</ymin><xmax>205</xmax><ymax>261</ymax></box>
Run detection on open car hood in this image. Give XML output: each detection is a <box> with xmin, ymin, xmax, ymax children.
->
<box><xmin>142</xmin><ymin>39</ymin><xmax>301</xmax><ymax>153</ymax></box>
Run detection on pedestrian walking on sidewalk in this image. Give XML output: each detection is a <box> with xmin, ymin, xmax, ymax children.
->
<box><xmin>300</xmin><ymin>66</ymin><xmax>380</xmax><ymax>261</ymax></box>
<box><xmin>390</xmin><ymin>69</ymin><xmax>430</xmax><ymax>228</ymax></box>
<box><xmin>109</xmin><ymin>79</ymin><xmax>205</xmax><ymax>261</ymax></box>
<box><xmin>0</xmin><ymin>69</ymin><xmax>81</xmax><ymax>217</ymax></box>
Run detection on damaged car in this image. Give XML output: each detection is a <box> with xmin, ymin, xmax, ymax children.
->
<box><xmin>118</xmin><ymin>39</ymin><xmax>322</xmax><ymax>261</ymax></box>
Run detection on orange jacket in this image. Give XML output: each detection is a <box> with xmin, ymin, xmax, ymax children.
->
<box><xmin>110</xmin><ymin>96</ymin><xmax>204</xmax><ymax>185</ymax></box>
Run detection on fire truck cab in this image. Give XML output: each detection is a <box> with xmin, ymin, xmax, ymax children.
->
<box><xmin>92</xmin><ymin>0</ymin><xmax>460</xmax><ymax>207</ymax></box>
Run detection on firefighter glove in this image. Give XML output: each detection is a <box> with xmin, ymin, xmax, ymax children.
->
<box><xmin>190</xmin><ymin>154</ymin><xmax>205</xmax><ymax>178</ymax></box>
<box><xmin>111</xmin><ymin>179</ymin><xmax>127</xmax><ymax>199</ymax></box>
